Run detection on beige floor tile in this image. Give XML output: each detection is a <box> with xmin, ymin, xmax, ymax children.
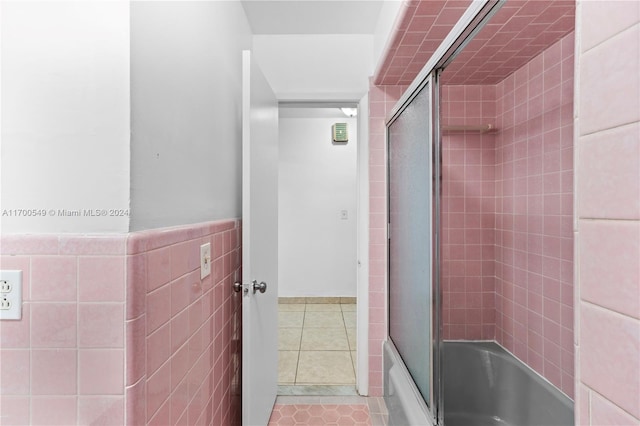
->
<box><xmin>306</xmin><ymin>297</ymin><xmax>341</xmax><ymax>304</ymax></box>
<box><xmin>305</xmin><ymin>303</ymin><xmax>341</xmax><ymax>312</ymax></box>
<box><xmin>300</xmin><ymin>327</ymin><xmax>349</xmax><ymax>350</ymax></box>
<box><xmin>279</xmin><ymin>351</ymin><xmax>299</xmax><ymax>384</ymax></box>
<box><xmin>341</xmin><ymin>303</ymin><xmax>357</xmax><ymax>312</ymax></box>
<box><xmin>278</xmin><ymin>303</ymin><xmax>306</xmax><ymax>312</ymax></box>
<box><xmin>279</xmin><ymin>311</ymin><xmax>304</xmax><ymax>327</ymax></box>
<box><xmin>342</xmin><ymin>311</ymin><xmax>357</xmax><ymax>328</ymax></box>
<box><xmin>346</xmin><ymin>327</ymin><xmax>357</xmax><ymax>350</ymax></box>
<box><xmin>279</xmin><ymin>297</ymin><xmax>306</xmax><ymax>304</ymax></box>
<box><xmin>304</xmin><ymin>311</ymin><xmax>344</xmax><ymax>328</ymax></box>
<box><xmin>279</xmin><ymin>327</ymin><xmax>302</xmax><ymax>350</ymax></box>
<box><xmin>296</xmin><ymin>351</ymin><xmax>355</xmax><ymax>385</ymax></box>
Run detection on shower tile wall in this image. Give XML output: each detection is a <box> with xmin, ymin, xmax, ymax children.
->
<box><xmin>441</xmin><ymin>34</ymin><xmax>575</xmax><ymax>397</ymax></box>
<box><xmin>0</xmin><ymin>219</ymin><xmax>242</xmax><ymax>425</ymax></box>
<box><xmin>441</xmin><ymin>85</ymin><xmax>497</xmax><ymax>341</ymax></box>
<box><xmin>494</xmin><ymin>33</ymin><xmax>575</xmax><ymax>397</ymax></box>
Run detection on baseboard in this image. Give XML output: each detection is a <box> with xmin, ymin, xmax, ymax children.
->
<box><xmin>278</xmin><ymin>297</ymin><xmax>356</xmax><ymax>304</ymax></box>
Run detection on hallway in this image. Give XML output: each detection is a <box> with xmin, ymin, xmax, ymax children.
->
<box><xmin>278</xmin><ymin>300</ymin><xmax>357</xmax><ymax>389</ymax></box>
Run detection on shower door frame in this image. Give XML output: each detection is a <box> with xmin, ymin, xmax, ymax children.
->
<box><xmin>384</xmin><ymin>1</ymin><xmax>506</xmax><ymax>424</ymax></box>
<box><xmin>386</xmin><ymin>72</ymin><xmax>439</xmax><ymax>418</ymax></box>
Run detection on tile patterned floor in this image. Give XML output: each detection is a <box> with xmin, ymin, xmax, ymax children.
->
<box><xmin>278</xmin><ymin>302</ymin><xmax>357</xmax><ymax>386</ymax></box>
<box><xmin>268</xmin><ymin>396</ymin><xmax>389</xmax><ymax>426</ymax></box>
<box><xmin>268</xmin><ymin>403</ymin><xmax>370</xmax><ymax>425</ymax></box>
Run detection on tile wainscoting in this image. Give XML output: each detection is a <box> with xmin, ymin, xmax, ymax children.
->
<box><xmin>0</xmin><ymin>219</ymin><xmax>242</xmax><ymax>426</ymax></box>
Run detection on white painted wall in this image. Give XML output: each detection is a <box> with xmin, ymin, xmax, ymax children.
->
<box><xmin>253</xmin><ymin>35</ymin><xmax>373</xmax><ymax>101</ymax></box>
<box><xmin>373</xmin><ymin>0</ymin><xmax>405</xmax><ymax>69</ymax></box>
<box><xmin>278</xmin><ymin>111</ymin><xmax>358</xmax><ymax>297</ymax></box>
<box><xmin>1</xmin><ymin>1</ymin><xmax>130</xmax><ymax>233</ymax></box>
<box><xmin>129</xmin><ymin>2</ymin><xmax>252</xmax><ymax>231</ymax></box>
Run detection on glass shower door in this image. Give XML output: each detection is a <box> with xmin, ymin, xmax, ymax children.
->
<box><xmin>387</xmin><ymin>78</ymin><xmax>435</xmax><ymax>410</ymax></box>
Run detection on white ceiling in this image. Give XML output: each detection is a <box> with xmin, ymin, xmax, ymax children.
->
<box><xmin>279</xmin><ymin>106</ymin><xmax>354</xmax><ymax>118</ymax></box>
<box><xmin>240</xmin><ymin>0</ymin><xmax>386</xmax><ymax>35</ymax></box>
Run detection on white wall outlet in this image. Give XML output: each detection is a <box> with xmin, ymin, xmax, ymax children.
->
<box><xmin>200</xmin><ymin>243</ymin><xmax>212</xmax><ymax>279</ymax></box>
<box><xmin>0</xmin><ymin>270</ymin><xmax>22</xmax><ymax>320</ymax></box>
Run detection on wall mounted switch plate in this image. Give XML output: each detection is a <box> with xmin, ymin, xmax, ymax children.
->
<box><xmin>200</xmin><ymin>243</ymin><xmax>212</xmax><ymax>279</ymax></box>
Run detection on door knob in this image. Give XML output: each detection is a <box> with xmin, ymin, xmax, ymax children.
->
<box><xmin>233</xmin><ymin>282</ymin><xmax>243</xmax><ymax>293</ymax></box>
<box><xmin>252</xmin><ymin>280</ymin><xmax>267</xmax><ymax>294</ymax></box>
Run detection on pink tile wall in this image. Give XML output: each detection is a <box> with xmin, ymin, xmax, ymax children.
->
<box><xmin>374</xmin><ymin>0</ymin><xmax>473</xmax><ymax>85</ymax></box>
<box><xmin>368</xmin><ymin>80</ymin><xmax>408</xmax><ymax>397</ymax></box>
<box><xmin>441</xmin><ymin>84</ymin><xmax>497</xmax><ymax>341</ymax></box>
<box><xmin>0</xmin><ymin>235</ymin><xmax>128</xmax><ymax>425</ymax></box>
<box><xmin>372</xmin><ymin>34</ymin><xmax>575</xmax><ymax>399</ymax></box>
<box><xmin>494</xmin><ymin>34</ymin><xmax>575</xmax><ymax>398</ymax></box>
<box><xmin>125</xmin><ymin>219</ymin><xmax>242</xmax><ymax>426</ymax></box>
<box><xmin>575</xmin><ymin>1</ymin><xmax>640</xmax><ymax>424</ymax></box>
<box><xmin>0</xmin><ymin>219</ymin><xmax>242</xmax><ymax>425</ymax></box>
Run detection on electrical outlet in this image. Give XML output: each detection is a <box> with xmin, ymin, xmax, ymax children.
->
<box><xmin>1</xmin><ymin>297</ymin><xmax>11</xmax><ymax>310</ymax></box>
<box><xmin>340</xmin><ymin>210</ymin><xmax>348</xmax><ymax>220</ymax></box>
<box><xmin>0</xmin><ymin>270</ymin><xmax>22</xmax><ymax>320</ymax></box>
<box><xmin>200</xmin><ymin>243</ymin><xmax>212</xmax><ymax>279</ymax></box>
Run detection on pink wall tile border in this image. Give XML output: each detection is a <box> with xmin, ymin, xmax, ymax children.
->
<box><xmin>0</xmin><ymin>218</ymin><xmax>241</xmax><ymax>425</ymax></box>
<box><xmin>124</xmin><ymin>218</ymin><xmax>242</xmax><ymax>426</ymax></box>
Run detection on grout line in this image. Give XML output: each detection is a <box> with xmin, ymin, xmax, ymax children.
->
<box><xmin>293</xmin><ymin>303</ymin><xmax>305</xmax><ymax>385</ymax></box>
<box><xmin>279</xmin><ymin>302</ymin><xmax>358</xmax><ymax>387</ymax></box>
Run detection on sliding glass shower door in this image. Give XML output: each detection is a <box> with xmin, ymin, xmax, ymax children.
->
<box><xmin>387</xmin><ymin>76</ymin><xmax>438</xmax><ymax>412</ymax></box>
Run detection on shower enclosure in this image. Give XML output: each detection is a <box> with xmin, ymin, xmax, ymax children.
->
<box><xmin>385</xmin><ymin>75</ymin><xmax>439</xmax><ymax>425</ymax></box>
<box><xmin>382</xmin><ymin>1</ymin><xmax>575</xmax><ymax>424</ymax></box>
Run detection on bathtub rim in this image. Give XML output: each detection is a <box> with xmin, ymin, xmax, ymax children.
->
<box><xmin>383</xmin><ymin>339</ymin><xmax>436</xmax><ymax>426</ymax></box>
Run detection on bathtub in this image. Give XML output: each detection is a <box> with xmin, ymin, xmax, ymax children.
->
<box><xmin>443</xmin><ymin>341</ymin><xmax>574</xmax><ymax>426</ymax></box>
<box><xmin>384</xmin><ymin>340</ymin><xmax>574</xmax><ymax>426</ymax></box>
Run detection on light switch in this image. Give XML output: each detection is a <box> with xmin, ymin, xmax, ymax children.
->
<box><xmin>200</xmin><ymin>243</ymin><xmax>211</xmax><ymax>279</ymax></box>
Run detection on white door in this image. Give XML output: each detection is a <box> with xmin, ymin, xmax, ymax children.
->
<box><xmin>240</xmin><ymin>50</ymin><xmax>279</xmax><ymax>426</ymax></box>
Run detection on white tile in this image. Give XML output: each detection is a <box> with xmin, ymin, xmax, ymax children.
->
<box><xmin>304</xmin><ymin>311</ymin><xmax>344</xmax><ymax>328</ymax></box>
<box><xmin>279</xmin><ymin>311</ymin><xmax>304</xmax><ymax>328</ymax></box>
<box><xmin>343</xmin><ymin>311</ymin><xmax>357</xmax><ymax>328</ymax></box>
<box><xmin>300</xmin><ymin>328</ymin><xmax>349</xmax><ymax>351</ymax></box>
<box><xmin>296</xmin><ymin>351</ymin><xmax>355</xmax><ymax>385</ymax></box>
<box><xmin>341</xmin><ymin>303</ymin><xmax>357</xmax><ymax>312</ymax></box>
<box><xmin>279</xmin><ymin>327</ymin><xmax>302</xmax><ymax>350</ymax></box>
<box><xmin>278</xmin><ymin>351</ymin><xmax>298</xmax><ymax>384</ymax></box>
<box><xmin>305</xmin><ymin>304</ymin><xmax>341</xmax><ymax>312</ymax></box>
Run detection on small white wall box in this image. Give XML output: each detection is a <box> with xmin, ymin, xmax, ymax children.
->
<box><xmin>332</xmin><ymin>123</ymin><xmax>348</xmax><ymax>143</ymax></box>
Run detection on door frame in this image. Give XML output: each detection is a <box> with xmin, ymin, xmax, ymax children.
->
<box><xmin>356</xmin><ymin>94</ymin><xmax>370</xmax><ymax>395</ymax></box>
<box><xmin>275</xmin><ymin>99</ymin><xmax>369</xmax><ymax>394</ymax></box>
